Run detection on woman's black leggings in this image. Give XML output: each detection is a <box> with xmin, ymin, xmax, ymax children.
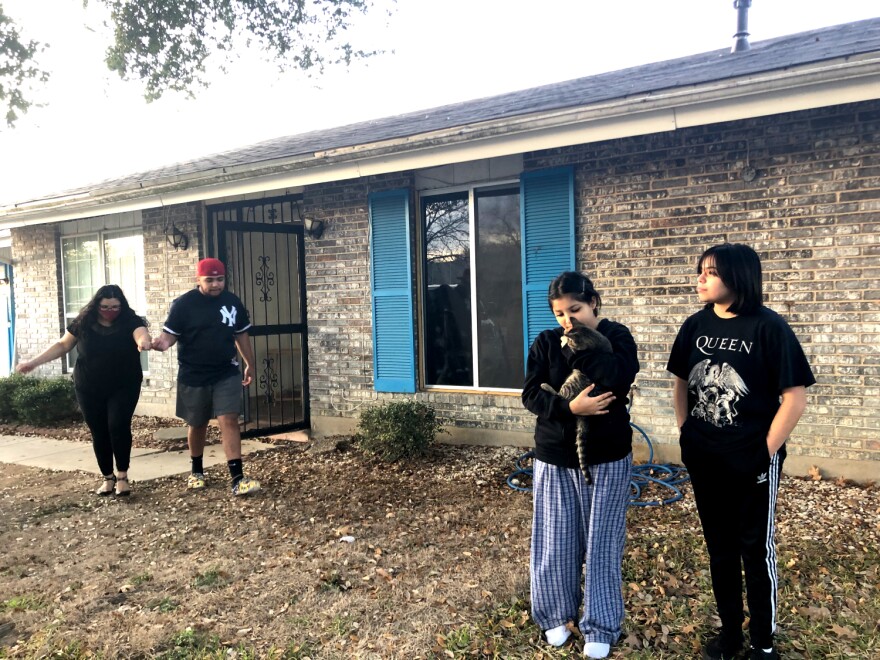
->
<box><xmin>75</xmin><ymin>381</ymin><xmax>141</xmax><ymax>475</ymax></box>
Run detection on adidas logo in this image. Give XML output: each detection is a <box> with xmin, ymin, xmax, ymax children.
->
<box><xmin>756</xmin><ymin>472</ymin><xmax>768</xmax><ymax>484</ymax></box>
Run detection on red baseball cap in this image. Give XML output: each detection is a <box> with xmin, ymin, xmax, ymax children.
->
<box><xmin>197</xmin><ymin>258</ymin><xmax>226</xmax><ymax>277</ymax></box>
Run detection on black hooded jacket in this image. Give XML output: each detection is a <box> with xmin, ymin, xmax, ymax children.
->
<box><xmin>522</xmin><ymin>319</ymin><xmax>639</xmax><ymax>469</ymax></box>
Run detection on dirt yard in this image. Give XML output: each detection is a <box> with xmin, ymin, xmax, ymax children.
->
<box><xmin>0</xmin><ymin>418</ymin><xmax>877</xmax><ymax>659</ymax></box>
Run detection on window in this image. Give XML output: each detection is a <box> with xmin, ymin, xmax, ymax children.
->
<box><xmin>369</xmin><ymin>167</ymin><xmax>572</xmax><ymax>395</ymax></box>
<box><xmin>60</xmin><ymin>230</ymin><xmax>148</xmax><ymax>371</ymax></box>
<box><xmin>422</xmin><ymin>184</ymin><xmax>524</xmax><ymax>389</ymax></box>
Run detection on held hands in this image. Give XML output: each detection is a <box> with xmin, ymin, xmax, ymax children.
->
<box><xmin>136</xmin><ymin>335</ymin><xmax>153</xmax><ymax>352</ymax></box>
<box><xmin>569</xmin><ymin>383</ymin><xmax>615</xmax><ymax>416</ymax></box>
<box><xmin>151</xmin><ymin>336</ymin><xmax>171</xmax><ymax>352</ymax></box>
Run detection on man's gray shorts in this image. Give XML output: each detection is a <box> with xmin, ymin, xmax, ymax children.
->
<box><xmin>176</xmin><ymin>374</ymin><xmax>242</xmax><ymax>427</ymax></box>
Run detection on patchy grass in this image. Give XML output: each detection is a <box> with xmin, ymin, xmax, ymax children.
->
<box><xmin>130</xmin><ymin>572</ymin><xmax>153</xmax><ymax>586</ymax></box>
<box><xmin>0</xmin><ymin>443</ymin><xmax>876</xmax><ymax>659</ymax></box>
<box><xmin>147</xmin><ymin>597</ymin><xmax>179</xmax><ymax>613</ymax></box>
<box><xmin>1</xmin><ymin>595</ymin><xmax>45</xmax><ymax>612</ymax></box>
<box><xmin>192</xmin><ymin>568</ymin><xmax>229</xmax><ymax>590</ymax></box>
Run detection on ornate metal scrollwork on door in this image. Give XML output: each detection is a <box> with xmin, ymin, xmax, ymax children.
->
<box><xmin>255</xmin><ymin>255</ymin><xmax>275</xmax><ymax>302</ymax></box>
<box><xmin>259</xmin><ymin>357</ymin><xmax>278</xmax><ymax>406</ymax></box>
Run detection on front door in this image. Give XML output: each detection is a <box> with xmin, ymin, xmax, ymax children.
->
<box><xmin>210</xmin><ymin>197</ymin><xmax>309</xmax><ymax>437</ymax></box>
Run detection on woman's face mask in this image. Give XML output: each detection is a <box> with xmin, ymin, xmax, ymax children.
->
<box><xmin>98</xmin><ymin>299</ymin><xmax>122</xmax><ymax>322</ymax></box>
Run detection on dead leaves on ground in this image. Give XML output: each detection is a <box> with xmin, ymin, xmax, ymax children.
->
<box><xmin>0</xmin><ymin>440</ymin><xmax>878</xmax><ymax>659</ymax></box>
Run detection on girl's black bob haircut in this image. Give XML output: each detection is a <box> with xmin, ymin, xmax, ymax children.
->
<box><xmin>698</xmin><ymin>243</ymin><xmax>764</xmax><ymax>315</ymax></box>
<box><xmin>547</xmin><ymin>271</ymin><xmax>602</xmax><ymax>316</ymax></box>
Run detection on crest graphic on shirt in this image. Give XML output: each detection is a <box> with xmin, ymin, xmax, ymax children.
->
<box><xmin>220</xmin><ymin>305</ymin><xmax>237</xmax><ymax>328</ymax></box>
<box><xmin>687</xmin><ymin>359</ymin><xmax>749</xmax><ymax>427</ymax></box>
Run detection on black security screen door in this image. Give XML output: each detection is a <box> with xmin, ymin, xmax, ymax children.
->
<box><xmin>210</xmin><ymin>196</ymin><xmax>309</xmax><ymax>437</ymax></box>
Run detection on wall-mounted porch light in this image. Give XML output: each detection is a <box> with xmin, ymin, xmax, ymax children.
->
<box><xmin>303</xmin><ymin>216</ymin><xmax>325</xmax><ymax>239</ymax></box>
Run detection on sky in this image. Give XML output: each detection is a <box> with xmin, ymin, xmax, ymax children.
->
<box><xmin>0</xmin><ymin>0</ymin><xmax>878</xmax><ymax>204</ymax></box>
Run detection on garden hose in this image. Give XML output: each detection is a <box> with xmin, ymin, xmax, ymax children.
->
<box><xmin>505</xmin><ymin>421</ymin><xmax>690</xmax><ymax>507</ymax></box>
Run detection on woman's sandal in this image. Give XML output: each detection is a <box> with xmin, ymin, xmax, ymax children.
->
<box><xmin>115</xmin><ymin>476</ymin><xmax>131</xmax><ymax>497</ymax></box>
<box><xmin>96</xmin><ymin>475</ymin><xmax>116</xmax><ymax>497</ymax></box>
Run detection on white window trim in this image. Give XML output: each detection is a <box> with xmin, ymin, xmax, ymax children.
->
<box><xmin>418</xmin><ymin>178</ymin><xmax>522</xmax><ymax>393</ymax></box>
<box><xmin>59</xmin><ymin>228</ymin><xmax>149</xmax><ymax>374</ymax></box>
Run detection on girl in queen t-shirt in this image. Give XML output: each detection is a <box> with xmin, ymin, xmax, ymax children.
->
<box><xmin>667</xmin><ymin>243</ymin><xmax>815</xmax><ymax>660</ymax></box>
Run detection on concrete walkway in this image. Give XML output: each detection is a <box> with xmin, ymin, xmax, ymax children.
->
<box><xmin>0</xmin><ymin>434</ymin><xmax>278</xmax><ymax>481</ymax></box>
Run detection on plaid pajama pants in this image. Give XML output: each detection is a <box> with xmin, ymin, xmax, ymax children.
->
<box><xmin>530</xmin><ymin>454</ymin><xmax>632</xmax><ymax>645</ymax></box>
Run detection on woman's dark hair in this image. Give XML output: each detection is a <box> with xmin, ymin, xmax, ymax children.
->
<box><xmin>698</xmin><ymin>243</ymin><xmax>764</xmax><ymax>315</ymax></box>
<box><xmin>71</xmin><ymin>284</ymin><xmax>145</xmax><ymax>329</ymax></box>
<box><xmin>547</xmin><ymin>271</ymin><xmax>602</xmax><ymax>316</ymax></box>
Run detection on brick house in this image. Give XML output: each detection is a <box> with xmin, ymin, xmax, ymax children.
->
<box><xmin>1</xmin><ymin>20</ymin><xmax>878</xmax><ymax>481</ymax></box>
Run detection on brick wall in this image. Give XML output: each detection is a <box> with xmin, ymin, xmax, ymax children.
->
<box><xmin>525</xmin><ymin>99</ymin><xmax>880</xmax><ymax>464</ymax></box>
<box><xmin>303</xmin><ymin>174</ymin><xmax>546</xmax><ymax>439</ymax></box>
<box><xmin>139</xmin><ymin>203</ymin><xmax>204</xmax><ymax>415</ymax></box>
<box><xmin>303</xmin><ymin>174</ymin><xmax>407</xmax><ymax>416</ymax></box>
<box><xmin>10</xmin><ymin>224</ymin><xmax>63</xmax><ymax>374</ymax></box>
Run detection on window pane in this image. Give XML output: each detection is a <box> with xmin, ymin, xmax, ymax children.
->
<box><xmin>104</xmin><ymin>232</ymin><xmax>146</xmax><ymax>314</ymax></box>
<box><xmin>104</xmin><ymin>231</ymin><xmax>148</xmax><ymax>371</ymax></box>
<box><xmin>60</xmin><ymin>231</ymin><xmax>148</xmax><ymax>373</ymax></box>
<box><xmin>61</xmin><ymin>236</ymin><xmax>101</xmax><ymax>316</ymax></box>
<box><xmin>475</xmin><ymin>188</ymin><xmax>523</xmax><ymax>388</ymax></box>
<box><xmin>423</xmin><ymin>192</ymin><xmax>472</xmax><ymax>386</ymax></box>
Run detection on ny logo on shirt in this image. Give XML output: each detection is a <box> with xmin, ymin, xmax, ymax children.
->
<box><xmin>220</xmin><ymin>306</ymin><xmax>237</xmax><ymax>328</ymax></box>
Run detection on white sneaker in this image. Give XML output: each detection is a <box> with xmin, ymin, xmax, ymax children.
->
<box><xmin>584</xmin><ymin>641</ymin><xmax>610</xmax><ymax>658</ymax></box>
<box><xmin>544</xmin><ymin>624</ymin><xmax>571</xmax><ymax>646</ymax></box>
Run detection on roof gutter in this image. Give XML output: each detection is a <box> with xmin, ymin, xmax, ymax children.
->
<box><xmin>3</xmin><ymin>53</ymin><xmax>880</xmax><ymax>228</ymax></box>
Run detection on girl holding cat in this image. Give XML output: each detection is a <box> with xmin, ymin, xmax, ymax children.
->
<box><xmin>522</xmin><ymin>271</ymin><xmax>639</xmax><ymax>659</ymax></box>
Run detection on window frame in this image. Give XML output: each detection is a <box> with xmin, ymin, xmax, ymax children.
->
<box><xmin>418</xmin><ymin>178</ymin><xmax>522</xmax><ymax>393</ymax></box>
<box><xmin>59</xmin><ymin>228</ymin><xmax>149</xmax><ymax>374</ymax></box>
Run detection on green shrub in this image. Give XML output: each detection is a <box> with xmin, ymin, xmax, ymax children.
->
<box><xmin>6</xmin><ymin>376</ymin><xmax>80</xmax><ymax>425</ymax></box>
<box><xmin>355</xmin><ymin>400</ymin><xmax>446</xmax><ymax>462</ymax></box>
<box><xmin>0</xmin><ymin>373</ymin><xmax>31</xmax><ymax>420</ymax></box>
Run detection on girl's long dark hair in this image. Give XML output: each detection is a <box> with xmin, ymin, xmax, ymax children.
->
<box><xmin>698</xmin><ymin>243</ymin><xmax>764</xmax><ymax>315</ymax></box>
<box><xmin>547</xmin><ymin>271</ymin><xmax>602</xmax><ymax>316</ymax></box>
<box><xmin>71</xmin><ymin>284</ymin><xmax>146</xmax><ymax>330</ymax></box>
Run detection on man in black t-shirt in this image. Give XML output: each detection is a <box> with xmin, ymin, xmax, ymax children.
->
<box><xmin>152</xmin><ymin>258</ymin><xmax>261</xmax><ymax>496</ymax></box>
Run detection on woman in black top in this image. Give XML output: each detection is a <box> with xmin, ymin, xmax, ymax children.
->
<box><xmin>17</xmin><ymin>285</ymin><xmax>152</xmax><ymax>496</ymax></box>
<box><xmin>522</xmin><ymin>272</ymin><xmax>639</xmax><ymax>658</ymax></box>
<box><xmin>667</xmin><ymin>244</ymin><xmax>814</xmax><ymax>660</ymax></box>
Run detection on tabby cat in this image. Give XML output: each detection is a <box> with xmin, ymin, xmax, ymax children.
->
<box><xmin>541</xmin><ymin>325</ymin><xmax>612</xmax><ymax>485</ymax></box>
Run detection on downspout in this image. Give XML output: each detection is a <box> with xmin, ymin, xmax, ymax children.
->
<box><xmin>732</xmin><ymin>0</ymin><xmax>752</xmax><ymax>53</ymax></box>
<box><xmin>0</xmin><ymin>261</ymin><xmax>12</xmax><ymax>376</ymax></box>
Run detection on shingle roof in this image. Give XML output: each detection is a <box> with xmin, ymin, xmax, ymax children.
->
<box><xmin>19</xmin><ymin>17</ymin><xmax>880</xmax><ymax>201</ymax></box>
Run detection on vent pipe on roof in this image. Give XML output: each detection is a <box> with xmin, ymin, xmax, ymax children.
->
<box><xmin>732</xmin><ymin>0</ymin><xmax>752</xmax><ymax>53</ymax></box>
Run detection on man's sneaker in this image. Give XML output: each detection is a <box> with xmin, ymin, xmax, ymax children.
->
<box><xmin>749</xmin><ymin>647</ymin><xmax>779</xmax><ymax>660</ymax></box>
<box><xmin>187</xmin><ymin>473</ymin><xmax>207</xmax><ymax>490</ymax></box>
<box><xmin>231</xmin><ymin>477</ymin><xmax>261</xmax><ymax>496</ymax></box>
<box><xmin>702</xmin><ymin>632</ymin><xmax>745</xmax><ymax>660</ymax></box>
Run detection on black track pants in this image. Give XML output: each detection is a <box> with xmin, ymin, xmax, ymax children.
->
<box><xmin>75</xmin><ymin>381</ymin><xmax>141</xmax><ymax>475</ymax></box>
<box><xmin>684</xmin><ymin>447</ymin><xmax>785</xmax><ymax>649</ymax></box>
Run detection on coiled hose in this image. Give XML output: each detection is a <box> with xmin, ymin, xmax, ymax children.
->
<box><xmin>506</xmin><ymin>420</ymin><xmax>690</xmax><ymax>507</ymax></box>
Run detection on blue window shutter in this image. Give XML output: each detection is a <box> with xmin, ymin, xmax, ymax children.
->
<box><xmin>369</xmin><ymin>189</ymin><xmax>416</xmax><ymax>393</ymax></box>
<box><xmin>520</xmin><ymin>167</ymin><xmax>575</xmax><ymax>368</ymax></box>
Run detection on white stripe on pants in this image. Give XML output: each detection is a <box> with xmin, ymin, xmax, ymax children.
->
<box><xmin>530</xmin><ymin>454</ymin><xmax>632</xmax><ymax>644</ymax></box>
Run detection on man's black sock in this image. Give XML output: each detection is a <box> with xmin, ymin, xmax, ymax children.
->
<box><xmin>191</xmin><ymin>455</ymin><xmax>204</xmax><ymax>474</ymax></box>
<box><xmin>228</xmin><ymin>458</ymin><xmax>244</xmax><ymax>485</ymax></box>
